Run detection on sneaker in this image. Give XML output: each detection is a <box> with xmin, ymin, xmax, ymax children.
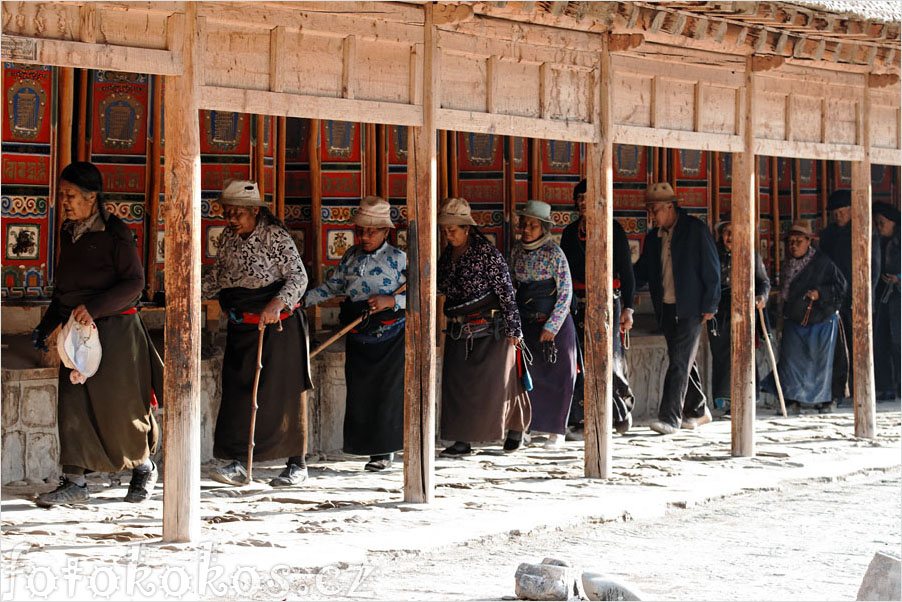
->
<box><xmin>816</xmin><ymin>401</ymin><xmax>836</xmax><ymax>414</ymax></box>
<box><xmin>503</xmin><ymin>437</ymin><xmax>523</xmax><ymax>453</ymax></box>
<box><xmin>614</xmin><ymin>414</ymin><xmax>633</xmax><ymax>435</ymax></box>
<box><xmin>364</xmin><ymin>454</ymin><xmax>394</xmax><ymax>472</ymax></box>
<box><xmin>209</xmin><ymin>460</ymin><xmax>248</xmax><ymax>486</ymax></box>
<box><xmin>269</xmin><ymin>463</ymin><xmax>308</xmax><ymax>487</ymax></box>
<box><xmin>124</xmin><ymin>461</ymin><xmax>158</xmax><ymax>503</ymax></box>
<box><xmin>681</xmin><ymin>405</ymin><xmax>713</xmax><ymax>430</ymax></box>
<box><xmin>543</xmin><ymin>434</ymin><xmax>565</xmax><ymax>449</ymax></box>
<box><xmin>649</xmin><ymin>420</ymin><xmax>679</xmax><ymax>435</ymax></box>
<box><xmin>439</xmin><ymin>442</ymin><xmax>472</xmax><ymax>458</ymax></box>
<box><xmin>35</xmin><ymin>477</ymin><xmax>89</xmax><ymax>508</ymax></box>
<box><xmin>565</xmin><ymin>426</ymin><xmax>584</xmax><ymax>442</ymax></box>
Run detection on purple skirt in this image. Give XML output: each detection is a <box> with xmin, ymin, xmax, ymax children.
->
<box><xmin>521</xmin><ymin>313</ymin><xmax>578</xmax><ymax>435</ymax></box>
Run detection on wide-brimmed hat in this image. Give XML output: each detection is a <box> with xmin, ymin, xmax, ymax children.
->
<box><xmin>787</xmin><ymin>219</ymin><xmax>813</xmax><ymax>238</ymax></box>
<box><xmin>874</xmin><ymin>201</ymin><xmax>901</xmax><ymax>224</ymax></box>
<box><xmin>57</xmin><ymin>314</ymin><xmax>102</xmax><ymax>380</ymax></box>
<box><xmin>646</xmin><ymin>182</ymin><xmax>678</xmax><ymax>205</ymax></box>
<box><xmin>352</xmin><ymin>196</ymin><xmax>395</xmax><ymax>228</ymax></box>
<box><xmin>827</xmin><ymin>189</ymin><xmax>851</xmax><ymax>211</ymax></box>
<box><xmin>437</xmin><ymin>197</ymin><xmax>477</xmax><ymax>226</ymax></box>
<box><xmin>517</xmin><ymin>200</ymin><xmax>554</xmax><ymax>224</ymax></box>
<box><xmin>218</xmin><ymin>179</ymin><xmax>268</xmax><ymax>207</ymax></box>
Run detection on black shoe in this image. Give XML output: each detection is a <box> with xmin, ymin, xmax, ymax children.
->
<box><xmin>613</xmin><ymin>414</ymin><xmax>632</xmax><ymax>435</ymax></box>
<box><xmin>35</xmin><ymin>477</ymin><xmax>89</xmax><ymax>508</ymax></box>
<box><xmin>439</xmin><ymin>442</ymin><xmax>472</xmax><ymax>458</ymax></box>
<box><xmin>365</xmin><ymin>454</ymin><xmax>394</xmax><ymax>472</ymax></box>
<box><xmin>503</xmin><ymin>437</ymin><xmax>523</xmax><ymax>453</ymax></box>
<box><xmin>816</xmin><ymin>401</ymin><xmax>836</xmax><ymax>414</ymax></box>
<box><xmin>124</xmin><ymin>461</ymin><xmax>158</xmax><ymax>503</ymax></box>
<box><xmin>269</xmin><ymin>464</ymin><xmax>308</xmax><ymax>488</ymax></box>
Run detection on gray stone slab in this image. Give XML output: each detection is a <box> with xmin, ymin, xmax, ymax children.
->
<box><xmin>857</xmin><ymin>551</ymin><xmax>902</xmax><ymax>601</ymax></box>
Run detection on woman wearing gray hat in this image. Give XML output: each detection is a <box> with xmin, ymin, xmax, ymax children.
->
<box><xmin>437</xmin><ymin>197</ymin><xmax>531</xmax><ymax>457</ymax></box>
<box><xmin>203</xmin><ymin>179</ymin><xmax>312</xmax><ymax>487</ymax></box>
<box><xmin>509</xmin><ymin>200</ymin><xmax>577</xmax><ymax>449</ymax></box>
<box><xmin>305</xmin><ymin>196</ymin><xmax>407</xmax><ymax>471</ymax></box>
<box><xmin>763</xmin><ymin>220</ymin><xmax>846</xmax><ymax>414</ymax></box>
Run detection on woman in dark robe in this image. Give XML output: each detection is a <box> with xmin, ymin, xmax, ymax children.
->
<box><xmin>437</xmin><ymin>197</ymin><xmax>531</xmax><ymax>457</ymax></box>
<box><xmin>305</xmin><ymin>196</ymin><xmax>407</xmax><ymax>471</ymax></box>
<box><xmin>202</xmin><ymin>179</ymin><xmax>312</xmax><ymax>487</ymax></box>
<box><xmin>559</xmin><ymin>179</ymin><xmax>636</xmax><ymax>435</ymax></box>
<box><xmin>707</xmin><ymin>221</ymin><xmax>770</xmax><ymax>413</ymax></box>
<box><xmin>509</xmin><ymin>200</ymin><xmax>577</xmax><ymax>449</ymax></box>
<box><xmin>766</xmin><ymin>220</ymin><xmax>846</xmax><ymax>413</ymax></box>
<box><xmin>874</xmin><ymin>202</ymin><xmax>900</xmax><ymax>401</ymax></box>
<box><xmin>31</xmin><ymin>162</ymin><xmax>162</xmax><ymax>507</ymax></box>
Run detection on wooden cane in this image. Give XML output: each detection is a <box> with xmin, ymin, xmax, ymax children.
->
<box><xmin>758</xmin><ymin>306</ymin><xmax>787</xmax><ymax>418</ymax></box>
<box><xmin>309</xmin><ymin>283</ymin><xmax>407</xmax><ymax>360</ymax></box>
<box><xmin>246</xmin><ymin>318</ymin><xmax>283</xmax><ymax>484</ymax></box>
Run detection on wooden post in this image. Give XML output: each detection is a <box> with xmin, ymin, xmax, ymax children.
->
<box><xmin>378</xmin><ymin>124</ymin><xmax>389</xmax><ymax>200</ymax></box>
<box><xmin>146</xmin><ymin>75</ymin><xmax>163</xmax><ymax>295</ymax></box>
<box><xmin>162</xmin><ymin>4</ymin><xmax>202</xmax><ymax>543</ymax></box>
<box><xmin>792</xmin><ymin>159</ymin><xmax>801</xmax><ymax>220</ymax></box>
<box><xmin>820</xmin><ymin>160</ymin><xmax>829</xmax><ymax>227</ymax></box>
<box><xmin>504</xmin><ymin>136</ymin><xmax>516</xmax><ymax>253</ymax></box>
<box><xmin>255</xmin><ymin>115</ymin><xmax>266</xmax><ymax>197</ymax></box>
<box><xmin>730</xmin><ymin>56</ymin><xmax>757</xmax><ymax>457</ymax></box>
<box><xmin>365</xmin><ymin>123</ymin><xmax>377</xmax><ymax>196</ymax></box>
<box><xmin>449</xmin><ymin>131</ymin><xmax>459</xmax><ymax>197</ymax></box>
<box><xmin>277</xmin><ymin>116</ymin><xmax>286</xmax><ymax>221</ymax></box>
<box><xmin>529</xmin><ymin>138</ymin><xmax>540</xmax><ymax>200</ymax></box>
<box><xmin>439</xmin><ymin>130</ymin><xmax>449</xmax><ymax>200</ymax></box>
<box><xmin>770</xmin><ymin>156</ymin><xmax>780</xmax><ymax>283</ymax></box>
<box><xmin>56</xmin><ymin>67</ymin><xmax>75</xmax><ymax>263</ymax></box>
<box><xmin>404</xmin><ymin>3</ymin><xmax>437</xmax><ymax>503</ymax></box>
<box><xmin>76</xmin><ymin>69</ymin><xmax>89</xmax><ymax>162</ymax></box>
<box><xmin>712</xmin><ymin>151</ymin><xmax>721</xmax><ymax>231</ymax></box>
<box><xmin>583</xmin><ymin>34</ymin><xmax>614</xmax><ymax>479</ymax></box>
<box><xmin>851</xmin><ymin>83</ymin><xmax>876</xmax><ymax>439</ymax></box>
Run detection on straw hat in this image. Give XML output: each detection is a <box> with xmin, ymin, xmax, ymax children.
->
<box><xmin>517</xmin><ymin>200</ymin><xmax>555</xmax><ymax>224</ymax></box>
<box><xmin>788</xmin><ymin>219</ymin><xmax>813</xmax><ymax>238</ymax></box>
<box><xmin>437</xmin><ymin>197</ymin><xmax>477</xmax><ymax>226</ymax></box>
<box><xmin>57</xmin><ymin>314</ymin><xmax>102</xmax><ymax>380</ymax></box>
<box><xmin>352</xmin><ymin>196</ymin><xmax>395</xmax><ymax>229</ymax></box>
<box><xmin>218</xmin><ymin>179</ymin><xmax>268</xmax><ymax>207</ymax></box>
<box><xmin>645</xmin><ymin>182</ymin><xmax>678</xmax><ymax>205</ymax></box>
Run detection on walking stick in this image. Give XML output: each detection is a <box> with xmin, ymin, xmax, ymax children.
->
<box><xmin>758</xmin><ymin>306</ymin><xmax>787</xmax><ymax>418</ymax></box>
<box><xmin>309</xmin><ymin>283</ymin><xmax>407</xmax><ymax>360</ymax></box>
<box><xmin>247</xmin><ymin>318</ymin><xmax>283</xmax><ymax>484</ymax></box>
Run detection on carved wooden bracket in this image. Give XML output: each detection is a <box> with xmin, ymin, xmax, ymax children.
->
<box><xmin>609</xmin><ymin>33</ymin><xmax>644</xmax><ymax>52</ymax></box>
<box><xmin>751</xmin><ymin>54</ymin><xmax>786</xmax><ymax>72</ymax></box>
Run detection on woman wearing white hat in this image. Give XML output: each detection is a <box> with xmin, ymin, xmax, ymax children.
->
<box><xmin>509</xmin><ymin>200</ymin><xmax>578</xmax><ymax>449</ymax></box>
<box><xmin>305</xmin><ymin>196</ymin><xmax>407</xmax><ymax>471</ymax></box>
<box><xmin>31</xmin><ymin>162</ymin><xmax>162</xmax><ymax>507</ymax></box>
<box><xmin>437</xmin><ymin>197</ymin><xmax>531</xmax><ymax>457</ymax></box>
<box><xmin>203</xmin><ymin>179</ymin><xmax>312</xmax><ymax>487</ymax></box>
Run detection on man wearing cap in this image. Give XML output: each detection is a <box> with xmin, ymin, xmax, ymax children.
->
<box><xmin>305</xmin><ymin>196</ymin><xmax>407</xmax><ymax>471</ymax></box>
<box><xmin>634</xmin><ymin>182</ymin><xmax>720</xmax><ymax>435</ymax></box>
<box><xmin>764</xmin><ymin>220</ymin><xmax>846</xmax><ymax>413</ymax></box>
<box><xmin>203</xmin><ymin>179</ymin><xmax>312</xmax><ymax>487</ymax></box>
<box><xmin>560</xmin><ymin>179</ymin><xmax>636</xmax><ymax>436</ymax></box>
<box><xmin>817</xmin><ymin>189</ymin><xmax>882</xmax><ymax>405</ymax></box>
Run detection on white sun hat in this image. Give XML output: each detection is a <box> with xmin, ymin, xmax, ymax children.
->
<box><xmin>57</xmin><ymin>314</ymin><xmax>102</xmax><ymax>383</ymax></box>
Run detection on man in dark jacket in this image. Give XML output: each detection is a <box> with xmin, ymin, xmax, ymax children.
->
<box><xmin>634</xmin><ymin>183</ymin><xmax>721</xmax><ymax>434</ymax></box>
<box><xmin>818</xmin><ymin>189</ymin><xmax>881</xmax><ymax>404</ymax></box>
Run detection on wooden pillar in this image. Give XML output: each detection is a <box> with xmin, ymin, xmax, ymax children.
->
<box><xmin>365</xmin><ymin>123</ymin><xmax>377</xmax><ymax>196</ymax></box>
<box><xmin>770</xmin><ymin>156</ymin><xmax>780</xmax><ymax>283</ymax></box>
<box><xmin>404</xmin><ymin>3</ymin><xmax>437</xmax><ymax>503</ymax></box>
<box><xmin>378</xmin><ymin>124</ymin><xmax>389</xmax><ymax>200</ymax></box>
<box><xmin>439</xmin><ymin>130</ymin><xmax>449</xmax><ymax>200</ymax></box>
<box><xmin>449</xmin><ymin>131</ymin><xmax>459</xmax><ymax>197</ymax></box>
<box><xmin>76</xmin><ymin>70</ymin><xmax>89</xmax><ymax>162</ymax></box>
<box><xmin>583</xmin><ymin>34</ymin><xmax>614</xmax><ymax>479</ymax></box>
<box><xmin>56</xmin><ymin>67</ymin><xmax>75</xmax><ymax>263</ymax></box>
<box><xmin>820</xmin><ymin>160</ymin><xmax>829</xmax><ymax>226</ymax></box>
<box><xmin>146</xmin><ymin>75</ymin><xmax>163</xmax><ymax>295</ymax></box>
<box><xmin>255</xmin><ymin>115</ymin><xmax>266</xmax><ymax>197</ymax></box>
<box><xmin>851</xmin><ymin>83</ymin><xmax>876</xmax><ymax>439</ymax></box>
<box><xmin>712</xmin><ymin>151</ymin><xmax>721</xmax><ymax>231</ymax></box>
<box><xmin>277</xmin><ymin>116</ymin><xmax>287</xmax><ymax>221</ymax></box>
<box><xmin>162</xmin><ymin>5</ymin><xmax>202</xmax><ymax>543</ymax></box>
<box><xmin>730</xmin><ymin>56</ymin><xmax>757</xmax><ymax>457</ymax></box>
<box><xmin>504</xmin><ymin>136</ymin><xmax>516</xmax><ymax>253</ymax></box>
<box><xmin>529</xmin><ymin>138</ymin><xmax>541</xmax><ymax>200</ymax></box>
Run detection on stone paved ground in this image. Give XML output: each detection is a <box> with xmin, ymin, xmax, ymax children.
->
<box><xmin>1</xmin><ymin>404</ymin><xmax>899</xmax><ymax>600</ymax></box>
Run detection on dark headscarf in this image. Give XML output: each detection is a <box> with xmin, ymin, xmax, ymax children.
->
<box><xmin>827</xmin><ymin>189</ymin><xmax>851</xmax><ymax>211</ymax></box>
<box><xmin>874</xmin><ymin>202</ymin><xmax>901</xmax><ymax>226</ymax></box>
<box><xmin>60</xmin><ymin>162</ymin><xmax>106</xmax><ymax>221</ymax></box>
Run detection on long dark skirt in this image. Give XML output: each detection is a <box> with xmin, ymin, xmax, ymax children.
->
<box><xmin>521</xmin><ymin>315</ymin><xmax>577</xmax><ymax>435</ymax></box>
<box><xmin>441</xmin><ymin>334</ymin><xmax>531</xmax><ymax>443</ymax></box>
<box><xmin>343</xmin><ymin>329</ymin><xmax>405</xmax><ymax>456</ymax></box>
<box><xmin>708</xmin><ymin>302</ymin><xmax>764</xmax><ymax>401</ymax></box>
<box><xmin>215</xmin><ymin>311</ymin><xmax>312</xmax><ymax>462</ymax></box>
<box><xmin>765</xmin><ymin>315</ymin><xmax>837</xmax><ymax>405</ymax></box>
<box><xmin>58</xmin><ymin>313</ymin><xmax>161</xmax><ymax>473</ymax></box>
<box><xmin>874</xmin><ymin>288</ymin><xmax>901</xmax><ymax>396</ymax></box>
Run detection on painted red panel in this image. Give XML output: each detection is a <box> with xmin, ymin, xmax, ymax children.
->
<box><xmin>675</xmin><ymin>186</ymin><xmax>707</xmax><ymax>208</ymax></box>
<box><xmin>719</xmin><ymin>192</ymin><xmax>732</xmax><ymax>215</ymax></box>
<box><xmin>719</xmin><ymin>154</ymin><xmax>733</xmax><ymax>185</ymax></box>
<box><xmin>797</xmin><ymin>159</ymin><xmax>816</xmax><ymax>189</ymax></box>
<box><xmin>614</xmin><ymin>189</ymin><xmax>647</xmax><ymax>211</ymax></box>
<box><xmin>97</xmin><ymin>164</ymin><xmax>146</xmax><ymax>194</ymax></box>
<box><xmin>459</xmin><ymin>179</ymin><xmax>503</xmax><ymax>204</ymax></box>
<box><xmin>285</xmin><ymin>118</ymin><xmax>310</xmax><ymax>162</ymax></box>
<box><xmin>515</xmin><ymin>181</ymin><xmax>528</xmax><ymax>203</ymax></box>
<box><xmin>91</xmin><ymin>71</ymin><xmax>149</xmax><ymax>155</ymax></box>
<box><xmin>872</xmin><ymin>164</ymin><xmax>893</xmax><ymax>192</ymax></box>
<box><xmin>798</xmin><ymin>193</ymin><xmax>818</xmax><ymax>214</ymax></box>
<box><xmin>542</xmin><ymin>140</ymin><xmax>580</xmax><ymax>175</ymax></box>
<box><xmin>388</xmin><ymin>173</ymin><xmax>407</xmax><ymax>199</ymax></box>
<box><xmin>2</xmin><ymin>65</ymin><xmax>52</xmax><ymax>144</ymax></box>
<box><xmin>542</xmin><ymin>182</ymin><xmax>578</xmax><ymax>205</ymax></box>
<box><xmin>388</xmin><ymin>126</ymin><xmax>408</xmax><ymax>166</ymax></box>
<box><xmin>199</xmin><ymin>110</ymin><xmax>251</xmax><ymax>154</ymax></box>
<box><xmin>285</xmin><ymin>171</ymin><xmax>311</xmax><ymax>197</ymax></box>
<box><xmin>614</xmin><ymin>145</ymin><xmax>647</xmax><ymax>183</ymax></box>
<box><xmin>201</xmin><ymin>164</ymin><xmax>251</xmax><ymax>192</ymax></box>
<box><xmin>834</xmin><ymin>161</ymin><xmax>852</xmax><ymax>188</ymax></box>
<box><xmin>512</xmin><ymin>137</ymin><xmax>527</xmax><ymax>172</ymax></box>
<box><xmin>2</xmin><ymin>154</ymin><xmax>51</xmax><ymax>185</ymax></box>
<box><xmin>320</xmin><ymin>121</ymin><xmax>361</xmax><ymax>163</ymax></box>
<box><xmin>322</xmin><ymin>172</ymin><xmax>361</xmax><ymax>198</ymax></box>
<box><xmin>458</xmin><ymin>132</ymin><xmax>503</xmax><ymax>172</ymax></box>
<box><xmin>675</xmin><ymin>150</ymin><xmax>707</xmax><ymax>180</ymax></box>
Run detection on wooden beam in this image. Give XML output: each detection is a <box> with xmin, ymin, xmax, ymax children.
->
<box><xmin>404</xmin><ymin>4</ymin><xmax>437</xmax><ymax>504</ymax></box>
<box><xmin>162</xmin><ymin>5</ymin><xmax>202</xmax><ymax>544</ymax></box>
<box><xmin>583</xmin><ymin>33</ymin><xmax>614</xmax><ymax>479</ymax></box>
<box><xmin>437</xmin><ymin>109</ymin><xmax>597</xmax><ymax>143</ymax></box>
<box><xmin>0</xmin><ymin>35</ymin><xmax>183</xmax><ymax>75</ymax></box>
<box><xmin>146</xmin><ymin>75</ymin><xmax>164</xmax><ymax>296</ymax></box>
<box><xmin>730</xmin><ymin>55</ymin><xmax>756</xmax><ymax>458</ymax></box>
<box><xmin>851</xmin><ymin>82</ymin><xmax>876</xmax><ymax>439</ymax></box>
<box><xmin>614</xmin><ymin>125</ymin><xmax>743</xmax><ymax>153</ymax></box>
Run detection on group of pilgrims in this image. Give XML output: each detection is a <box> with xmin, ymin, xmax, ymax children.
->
<box><xmin>29</xmin><ymin>161</ymin><xmax>901</xmax><ymax>507</ymax></box>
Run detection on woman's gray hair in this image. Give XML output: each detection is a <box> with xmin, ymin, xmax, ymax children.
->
<box><xmin>541</xmin><ymin>221</ymin><xmax>552</xmax><ymax>234</ymax></box>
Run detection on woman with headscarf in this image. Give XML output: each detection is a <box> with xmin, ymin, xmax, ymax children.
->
<box><xmin>305</xmin><ymin>196</ymin><xmax>407</xmax><ymax>471</ymax></box>
<box><xmin>765</xmin><ymin>220</ymin><xmax>846</xmax><ymax>414</ymax></box>
<box><xmin>31</xmin><ymin>161</ymin><xmax>162</xmax><ymax>507</ymax></box>
<box><xmin>509</xmin><ymin>200</ymin><xmax>577</xmax><ymax>449</ymax></box>
<box><xmin>202</xmin><ymin>179</ymin><xmax>312</xmax><ymax>487</ymax></box>
<box><xmin>874</xmin><ymin>202</ymin><xmax>900</xmax><ymax>401</ymax></box>
<box><xmin>707</xmin><ymin>221</ymin><xmax>770</xmax><ymax>413</ymax></box>
<box><xmin>437</xmin><ymin>197</ymin><xmax>531</xmax><ymax>457</ymax></box>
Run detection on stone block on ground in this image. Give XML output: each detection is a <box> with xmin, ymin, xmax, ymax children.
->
<box><xmin>25</xmin><ymin>432</ymin><xmax>60</xmax><ymax>481</ymax></box>
<box><xmin>2</xmin><ymin>381</ymin><xmax>20</xmax><ymax>427</ymax></box>
<box><xmin>515</xmin><ymin>561</ymin><xmax>576</xmax><ymax>601</ymax></box>
<box><xmin>20</xmin><ymin>382</ymin><xmax>57</xmax><ymax>427</ymax></box>
<box><xmin>857</xmin><ymin>552</ymin><xmax>902</xmax><ymax>601</ymax></box>
<box><xmin>1</xmin><ymin>431</ymin><xmax>26</xmax><ymax>484</ymax></box>
<box><xmin>581</xmin><ymin>571</ymin><xmax>644</xmax><ymax>601</ymax></box>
